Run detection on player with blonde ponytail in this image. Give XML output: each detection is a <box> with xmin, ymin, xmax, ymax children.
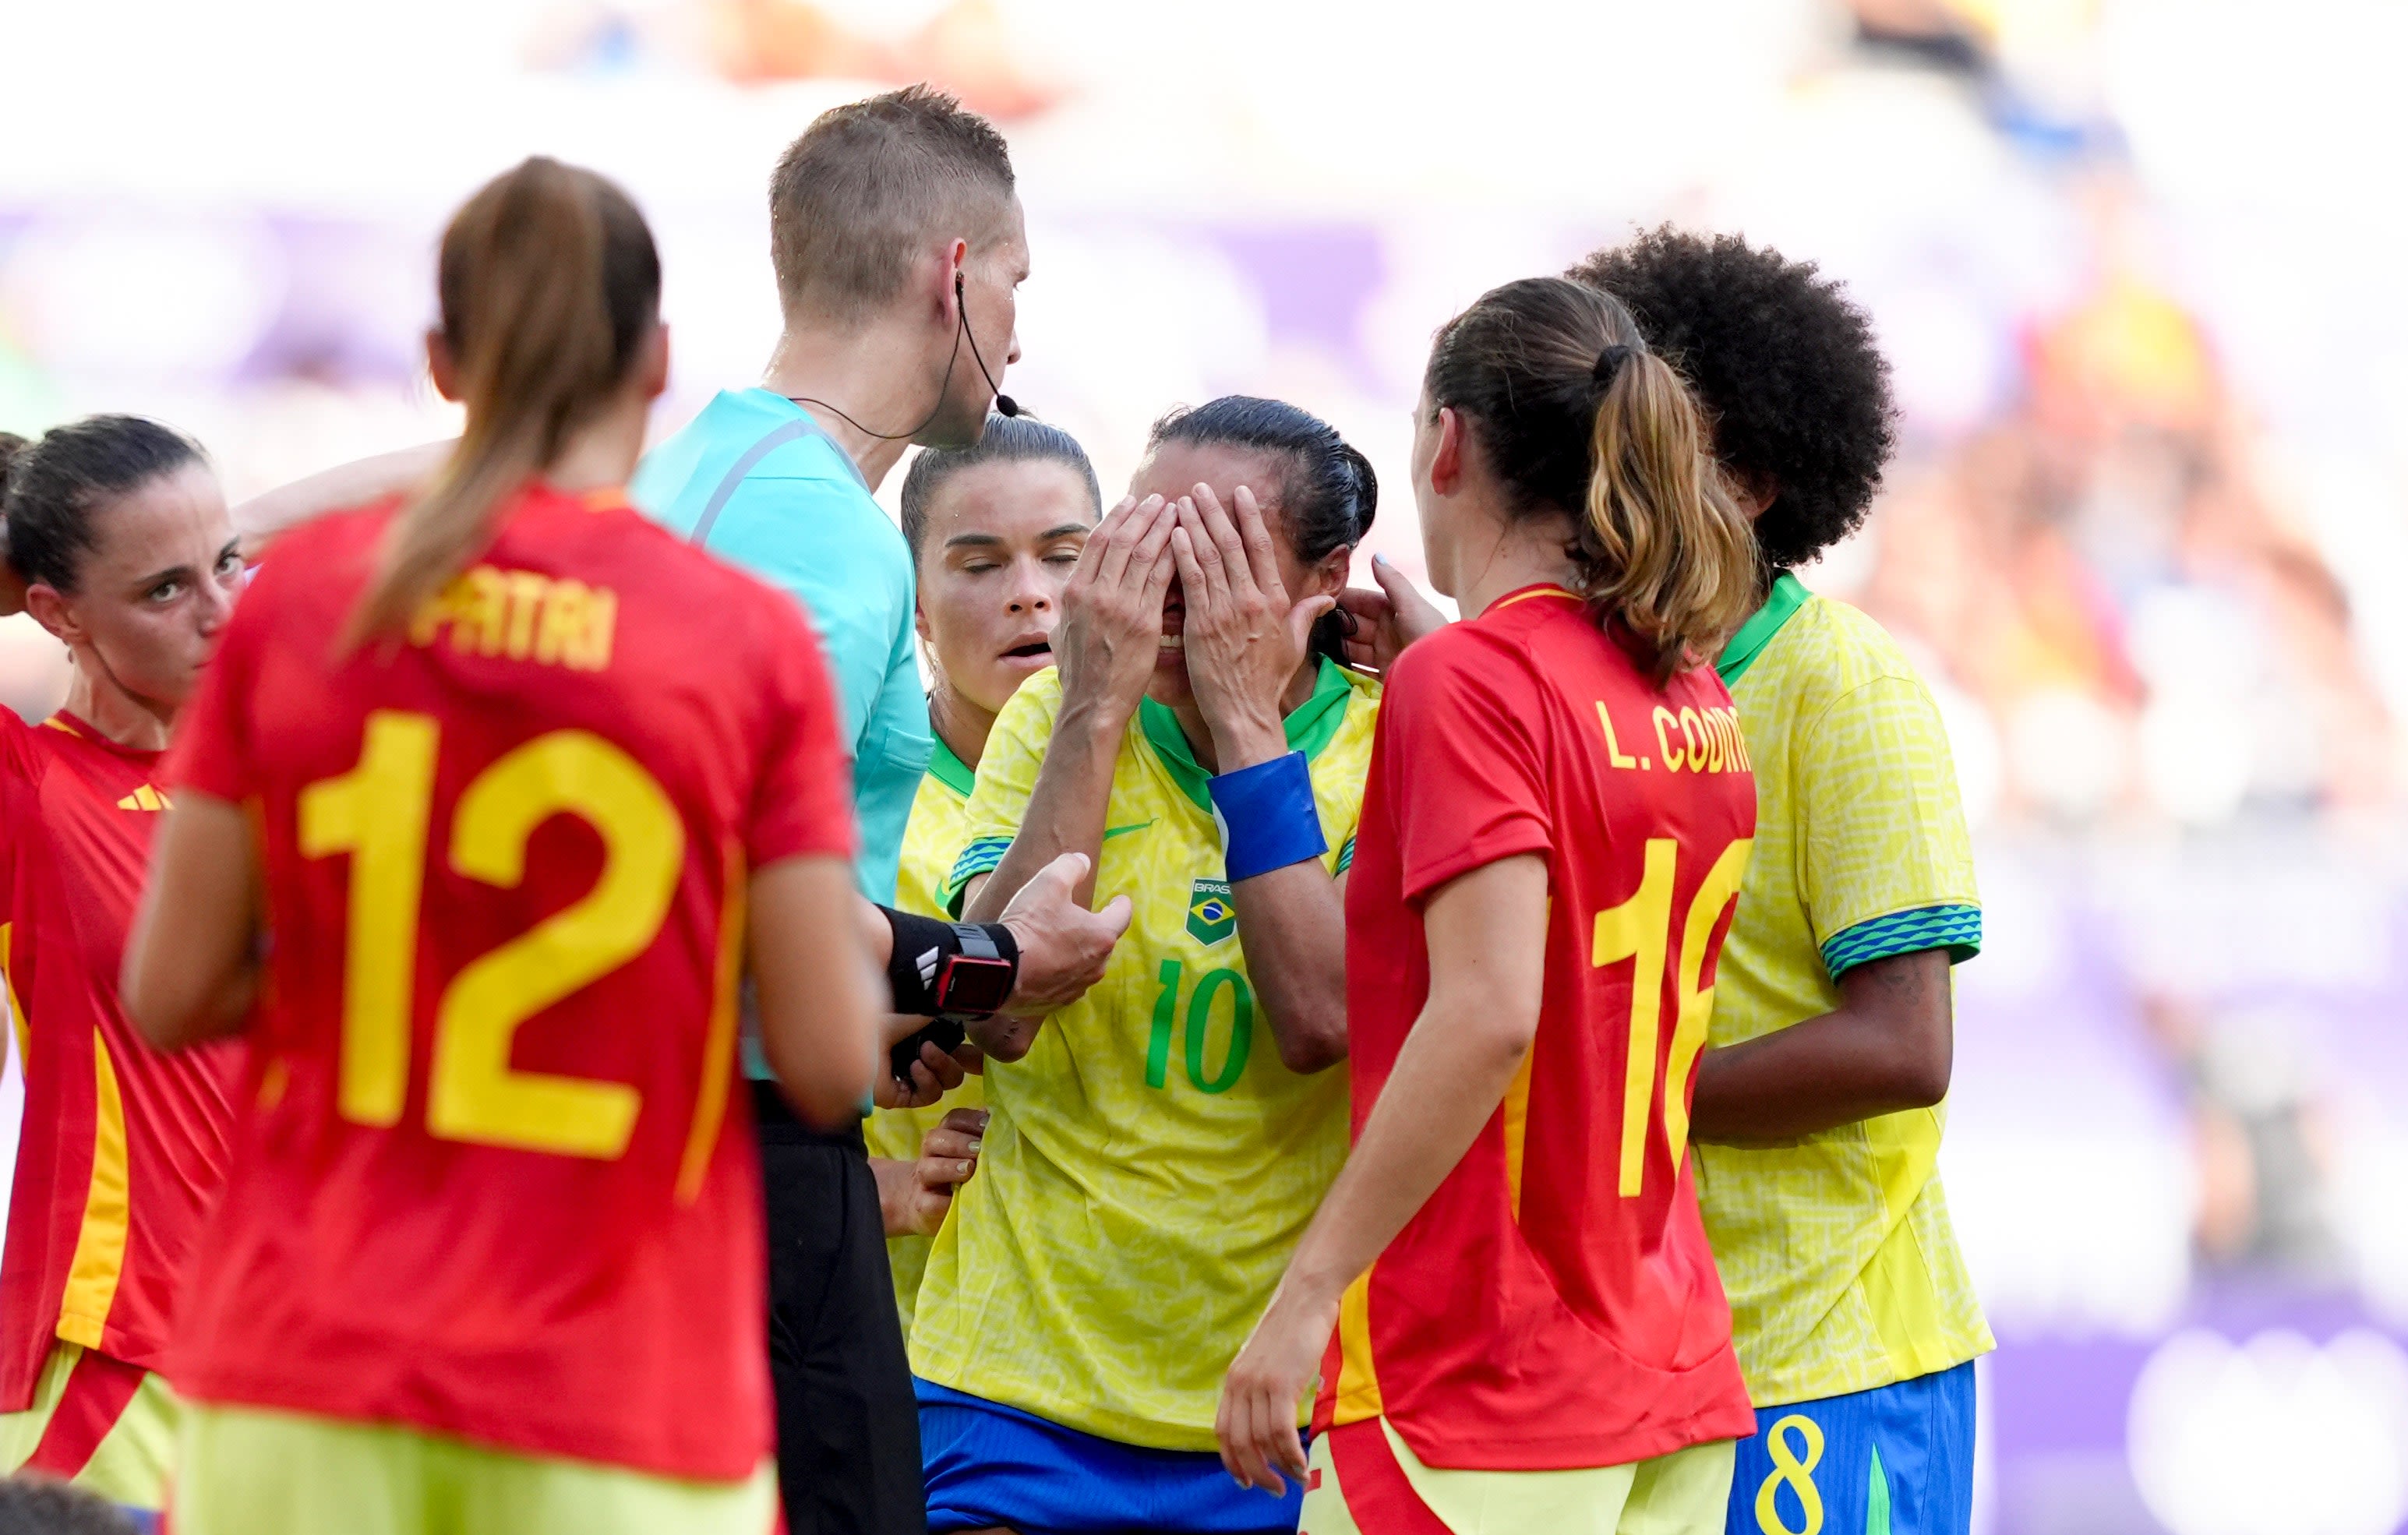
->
<box><xmin>1220</xmin><ymin>276</ymin><xmax>1760</xmax><ymax>1533</ymax></box>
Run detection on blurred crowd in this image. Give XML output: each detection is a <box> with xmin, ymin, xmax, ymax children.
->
<box><xmin>1848</xmin><ymin>233</ymin><xmax>2395</xmax><ymax>831</ymax></box>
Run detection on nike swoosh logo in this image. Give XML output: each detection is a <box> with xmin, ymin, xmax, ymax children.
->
<box><xmin>1103</xmin><ymin>820</ymin><xmax>1156</xmax><ymax>841</ymax></box>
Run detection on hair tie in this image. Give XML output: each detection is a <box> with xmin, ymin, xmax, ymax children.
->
<box><xmin>1592</xmin><ymin>344</ymin><xmax>1637</xmax><ymax>387</ymax></box>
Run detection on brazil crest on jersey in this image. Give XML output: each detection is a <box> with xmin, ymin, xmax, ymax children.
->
<box><xmin>864</xmin><ymin>736</ymin><xmax>986</xmax><ymax>1336</ymax></box>
<box><xmin>911</xmin><ymin>659</ymin><xmax>1376</xmax><ymax>1450</ymax></box>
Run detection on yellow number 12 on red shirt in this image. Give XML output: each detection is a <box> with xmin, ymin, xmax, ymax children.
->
<box><xmin>298</xmin><ymin>709</ymin><xmax>683</xmax><ymax>1159</ymax></box>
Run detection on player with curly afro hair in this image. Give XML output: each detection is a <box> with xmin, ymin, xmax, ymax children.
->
<box><xmin>1573</xmin><ymin>225</ymin><xmax>1992</xmax><ymax>1535</ymax></box>
<box><xmin>1569</xmin><ymin>227</ymin><xmax>1896</xmax><ymax>574</ymax></box>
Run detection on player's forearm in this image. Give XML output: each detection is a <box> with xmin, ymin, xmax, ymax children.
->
<box><xmin>1230</xmin><ymin>866</ymin><xmax>1347</xmax><ymax>1074</ymax></box>
<box><xmin>870</xmin><ymin>1156</ymin><xmax>920</xmax><ymax>1237</ymax></box>
<box><xmin>1689</xmin><ymin>948</ymin><xmax>1953</xmax><ymax>1144</ymax></box>
<box><xmin>752</xmin><ymin>857</ymin><xmax>881</xmax><ymax>1127</ymax></box>
<box><xmin>1274</xmin><ymin>979</ymin><xmax>1531</xmax><ymax>1305</ymax></box>
<box><xmin>963</xmin><ymin>703</ymin><xmax>1119</xmax><ymax>921</ymax></box>
<box><xmin>235</xmin><ymin>439</ymin><xmax>454</xmax><ymax>559</ymax></box>
<box><xmin>1268</xmin><ymin>856</ymin><xmax>1545</xmax><ymax>1304</ymax></box>
<box><xmin>124</xmin><ymin>793</ymin><xmax>263</xmax><ymax>1050</ymax></box>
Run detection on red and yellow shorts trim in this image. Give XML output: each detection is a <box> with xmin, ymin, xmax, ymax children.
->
<box><xmin>1301</xmin><ymin>1416</ymin><xmax>1735</xmax><ymax>1535</ymax></box>
<box><xmin>0</xmin><ymin>1342</ymin><xmax>182</xmax><ymax>1512</ymax></box>
<box><xmin>171</xmin><ymin>1405</ymin><xmax>776</xmax><ymax>1535</ymax></box>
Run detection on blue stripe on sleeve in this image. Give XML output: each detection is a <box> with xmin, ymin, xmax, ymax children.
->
<box><xmin>945</xmin><ymin>838</ymin><xmax>1014</xmax><ymax>900</ymax></box>
<box><xmin>1820</xmin><ymin>904</ymin><xmax>1983</xmax><ymax>979</ymax></box>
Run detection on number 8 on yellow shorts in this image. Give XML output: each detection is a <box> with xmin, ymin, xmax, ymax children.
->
<box><xmin>1724</xmin><ymin>1361</ymin><xmax>1975</xmax><ymax>1535</ymax></box>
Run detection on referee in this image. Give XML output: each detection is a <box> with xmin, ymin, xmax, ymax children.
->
<box><xmin>629</xmin><ymin>87</ymin><xmax>1045</xmax><ymax>1535</ymax></box>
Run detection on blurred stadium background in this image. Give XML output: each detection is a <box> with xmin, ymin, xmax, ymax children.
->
<box><xmin>3</xmin><ymin>0</ymin><xmax>2405</xmax><ymax>1529</ymax></box>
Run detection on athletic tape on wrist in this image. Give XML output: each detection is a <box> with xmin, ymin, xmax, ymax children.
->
<box><xmin>1209</xmin><ymin>751</ymin><xmax>1327</xmax><ymax>884</ymax></box>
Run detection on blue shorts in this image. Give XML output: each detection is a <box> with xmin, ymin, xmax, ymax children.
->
<box><xmin>916</xmin><ymin>1378</ymin><xmax>1305</xmax><ymax>1534</ymax></box>
<box><xmin>1727</xmin><ymin>1360</ymin><xmax>1975</xmax><ymax>1535</ymax></box>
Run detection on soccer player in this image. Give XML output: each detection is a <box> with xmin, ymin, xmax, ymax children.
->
<box><xmin>920</xmin><ymin>398</ymin><xmax>1379</xmax><ymax>1535</ymax></box>
<box><xmin>118</xmin><ymin>157</ymin><xmax>884</xmax><ymax>1534</ymax></box>
<box><xmin>870</xmin><ymin>415</ymin><xmax>1103</xmax><ymax>1331</ymax></box>
<box><xmin>1219</xmin><ymin>276</ymin><xmax>1763</xmax><ymax>1532</ymax></box>
<box><xmin>0</xmin><ymin>417</ymin><xmax>248</xmax><ymax>1524</ymax></box>
<box><xmin>1573</xmin><ymin>228</ymin><xmax>1987</xmax><ymax>1535</ymax></box>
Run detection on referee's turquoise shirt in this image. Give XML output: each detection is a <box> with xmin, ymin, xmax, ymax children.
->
<box><xmin>631</xmin><ymin>388</ymin><xmax>930</xmax><ymax>910</ymax></box>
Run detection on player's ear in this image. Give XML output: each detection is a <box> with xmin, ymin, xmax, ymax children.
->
<box><xmin>1431</xmin><ymin>407</ymin><xmax>1467</xmax><ymax>496</ymax></box>
<box><xmin>1727</xmin><ymin>468</ymin><xmax>1778</xmax><ymax>522</ymax></box>
<box><xmin>639</xmin><ymin>323</ymin><xmax>671</xmax><ymax>401</ymax></box>
<box><xmin>1305</xmin><ymin>545</ymin><xmax>1351</xmax><ymax>599</ymax></box>
<box><xmin>23</xmin><ymin>584</ymin><xmax>83</xmax><ymax>649</ymax></box>
<box><xmin>425</xmin><ymin>329</ymin><xmax>462</xmax><ymax>404</ymax></box>
<box><xmin>913</xmin><ymin>594</ymin><xmax>934</xmax><ymax>647</ymax></box>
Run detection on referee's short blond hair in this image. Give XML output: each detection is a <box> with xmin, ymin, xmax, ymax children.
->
<box><xmin>770</xmin><ymin>85</ymin><xmax>1017</xmax><ymax>326</ymax></box>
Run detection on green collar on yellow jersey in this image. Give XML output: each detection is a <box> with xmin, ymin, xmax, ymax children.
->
<box><xmin>927</xmin><ymin>732</ymin><xmax>976</xmax><ymax>797</ymax></box>
<box><xmin>1138</xmin><ymin>657</ymin><xmax>1356</xmax><ymax>813</ymax></box>
<box><xmin>1717</xmin><ymin>570</ymin><xmax>1812</xmax><ymax>686</ymax></box>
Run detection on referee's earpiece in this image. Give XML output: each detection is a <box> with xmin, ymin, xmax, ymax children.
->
<box><xmin>955</xmin><ymin>271</ymin><xmax>1021</xmax><ymax>419</ymax></box>
<box><xmin>788</xmin><ymin>271</ymin><xmax>1020</xmax><ymax>436</ymax></box>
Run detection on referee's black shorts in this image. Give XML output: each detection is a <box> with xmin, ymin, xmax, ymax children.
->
<box><xmin>754</xmin><ymin>1082</ymin><xmax>926</xmax><ymax>1535</ymax></box>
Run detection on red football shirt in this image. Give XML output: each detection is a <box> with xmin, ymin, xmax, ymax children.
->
<box><xmin>1319</xmin><ymin>585</ymin><xmax>1760</xmax><ymax>1470</ymax></box>
<box><xmin>163</xmin><ymin>485</ymin><xmax>855</xmax><ymax>1481</ymax></box>
<box><xmin>0</xmin><ymin>711</ymin><xmax>241</xmax><ymax>1408</ymax></box>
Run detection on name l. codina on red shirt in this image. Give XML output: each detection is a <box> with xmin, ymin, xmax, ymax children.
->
<box><xmin>0</xmin><ymin>707</ymin><xmax>242</xmax><ymax>1410</ymax></box>
<box><xmin>163</xmin><ymin>484</ymin><xmax>856</xmax><ymax>1482</ymax></box>
<box><xmin>1322</xmin><ymin>584</ymin><xmax>1761</xmax><ymax>1470</ymax></box>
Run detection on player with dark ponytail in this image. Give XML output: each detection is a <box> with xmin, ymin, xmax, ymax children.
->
<box><xmin>0</xmin><ymin>416</ymin><xmax>245</xmax><ymax>1523</ymax></box>
<box><xmin>1222</xmin><ymin>277</ymin><xmax>1761</xmax><ymax>1533</ymax></box>
<box><xmin>122</xmin><ymin>157</ymin><xmax>883</xmax><ymax>1534</ymax></box>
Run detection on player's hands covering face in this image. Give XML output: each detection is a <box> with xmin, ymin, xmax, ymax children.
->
<box><xmin>1168</xmin><ymin>484</ymin><xmax>1333</xmax><ymax>771</ymax></box>
<box><xmin>1052</xmin><ymin>493</ymin><xmax>1177</xmax><ymax>728</ymax></box>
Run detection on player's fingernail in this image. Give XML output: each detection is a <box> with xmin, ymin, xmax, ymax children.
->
<box><xmin>966</xmin><ymin>1138</ymin><xmax>982</xmax><ymax>1153</ymax></box>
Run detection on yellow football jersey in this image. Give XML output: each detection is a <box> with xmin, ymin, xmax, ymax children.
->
<box><xmin>1693</xmin><ymin>574</ymin><xmax>1993</xmax><ymax>1407</ymax></box>
<box><xmin>909</xmin><ymin>659</ymin><xmax>1378</xmax><ymax>1450</ymax></box>
<box><xmin>863</xmin><ymin>739</ymin><xmax>986</xmax><ymax>1337</ymax></box>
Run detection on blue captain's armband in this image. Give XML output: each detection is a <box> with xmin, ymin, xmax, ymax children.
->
<box><xmin>1820</xmin><ymin>904</ymin><xmax>1983</xmax><ymax>979</ymax></box>
<box><xmin>1209</xmin><ymin>752</ymin><xmax>1327</xmax><ymax>884</ymax></box>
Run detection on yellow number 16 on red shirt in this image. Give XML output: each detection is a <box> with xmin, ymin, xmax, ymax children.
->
<box><xmin>298</xmin><ymin>709</ymin><xmax>684</xmax><ymax>1159</ymax></box>
<box><xmin>1592</xmin><ymin>837</ymin><xmax>1750</xmax><ymax>1196</ymax></box>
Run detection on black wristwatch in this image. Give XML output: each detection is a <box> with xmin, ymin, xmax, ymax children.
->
<box><xmin>933</xmin><ymin>923</ymin><xmax>1015</xmax><ymax>1019</ymax></box>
